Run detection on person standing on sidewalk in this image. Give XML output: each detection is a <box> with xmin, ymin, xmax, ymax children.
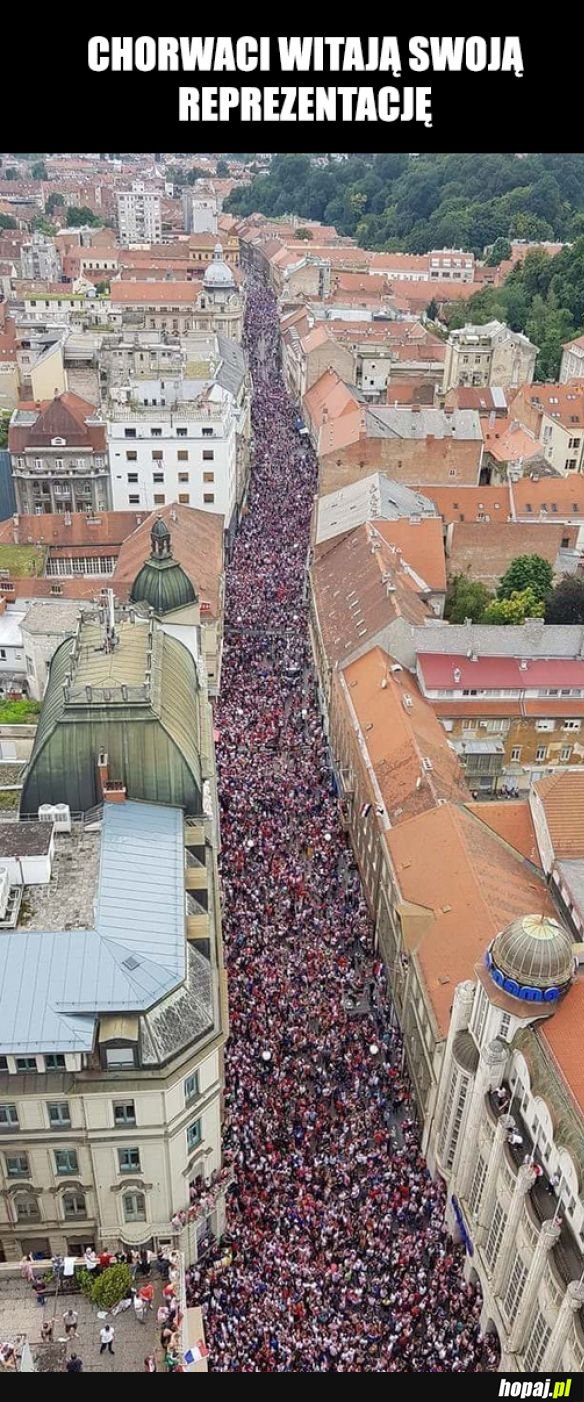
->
<box><xmin>99</xmin><ymin>1323</ymin><xmax>115</xmax><ymax>1356</ymax></box>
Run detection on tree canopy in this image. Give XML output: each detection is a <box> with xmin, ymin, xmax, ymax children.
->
<box><xmin>483</xmin><ymin>588</ymin><xmax>546</xmax><ymax>625</ymax></box>
<box><xmin>65</xmin><ymin>206</ymin><xmax>102</xmax><ymax>228</ymax></box>
<box><xmin>497</xmin><ymin>554</ymin><xmax>554</xmax><ymax>604</ymax></box>
<box><xmin>545</xmin><ymin>574</ymin><xmax>584</xmax><ymax>625</ymax></box>
<box><xmin>444</xmin><ymin>576</ymin><xmax>492</xmax><ymax>625</ymax></box>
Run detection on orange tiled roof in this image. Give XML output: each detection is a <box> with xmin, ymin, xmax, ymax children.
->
<box><xmin>533</xmin><ymin>771</ymin><xmax>584</xmax><ymax>859</ymax></box>
<box><xmin>110</xmin><ymin>281</ymin><xmax>201</xmax><ymax>304</ymax></box>
<box><xmin>386</xmin><ymin>802</ymin><xmax>555</xmax><ymax>1036</ymax></box>
<box><xmin>372</xmin><ymin>518</ymin><xmax>447</xmax><ymax>593</ymax></box>
<box><xmin>542</xmin><ymin>976</ymin><xmax>584</xmax><ymax>1115</ymax></box>
<box><xmin>511</xmin><ymin>476</ymin><xmax>584</xmax><ymax>519</ymax></box>
<box><xmin>343</xmin><ymin>646</ymin><xmax>468</xmax><ymax>826</ymax></box>
<box><xmin>311</xmin><ymin>521</ymin><xmax>431</xmax><ymax>668</ymax></box>
<box><xmin>414</xmin><ymin>485</ymin><xmax>512</xmax><ymax>524</ymax></box>
<box><xmin>113</xmin><ymin>502</ymin><xmax>224</xmax><ymax>619</ymax></box>
<box><xmin>464</xmin><ymin>800</ymin><xmax>540</xmax><ymax>864</ymax></box>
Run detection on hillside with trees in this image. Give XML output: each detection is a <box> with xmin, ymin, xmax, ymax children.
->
<box><xmin>225</xmin><ymin>153</ymin><xmax>584</xmax><ymax>252</ymax></box>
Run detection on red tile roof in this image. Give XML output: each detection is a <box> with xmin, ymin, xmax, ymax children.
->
<box><xmin>418</xmin><ymin>653</ymin><xmax>584</xmax><ymax>690</ymax></box>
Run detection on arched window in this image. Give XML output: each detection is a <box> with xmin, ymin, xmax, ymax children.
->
<box><xmin>14</xmin><ymin>1192</ymin><xmax>40</xmax><ymax>1223</ymax></box>
<box><xmin>123</xmin><ymin>1191</ymin><xmax>146</xmax><ymax>1222</ymax></box>
<box><xmin>63</xmin><ymin>1190</ymin><xmax>86</xmax><ymax>1220</ymax></box>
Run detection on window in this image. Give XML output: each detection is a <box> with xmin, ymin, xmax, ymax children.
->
<box><xmin>186</xmin><ymin>1119</ymin><xmax>202</xmax><ymax>1153</ymax></box>
<box><xmin>511</xmin><ymin>747</ymin><xmax>522</xmax><ymax>762</ymax></box>
<box><xmin>124</xmin><ymin>1191</ymin><xmax>146</xmax><ymax>1222</ymax></box>
<box><xmin>0</xmin><ymin>1104</ymin><xmax>18</xmax><ymax>1129</ymax></box>
<box><xmin>5</xmin><ymin>1153</ymin><xmax>29</xmax><ymax>1178</ymax></box>
<box><xmin>48</xmin><ymin>1102</ymin><xmax>71</xmax><ymax>1128</ymax></box>
<box><xmin>503</xmin><ymin>1255</ymin><xmax>527</xmax><ymax>1326</ymax></box>
<box><xmin>178</xmin><ymin>472</ymin><xmax>189</xmax><ymax>483</ymax></box>
<box><xmin>126</xmin><ymin>450</ymin><xmax>137</xmax><ymax>462</ymax></box>
<box><xmin>153</xmin><ymin>494</ymin><xmax>165</xmax><ymax>505</ymax></box>
<box><xmin>536</xmin><ymin>746</ymin><xmax>548</xmax><ymax>762</ymax></box>
<box><xmin>178</xmin><ymin>493</ymin><xmax>190</xmax><ymax>504</ymax></box>
<box><xmin>16</xmin><ymin>1194</ymin><xmax>40</xmax><ymax>1222</ymax></box>
<box><xmin>153</xmin><ymin>473</ymin><xmax>164</xmax><ymax>484</ymax></box>
<box><xmin>105</xmin><ymin>1047</ymin><xmax>136</xmax><ymax>1070</ymax></box>
<box><xmin>176</xmin><ymin>427</ymin><xmax>187</xmax><ymax>437</ymax></box>
<box><xmin>485</xmin><ymin>1202</ymin><xmax>507</xmax><ymax>1269</ymax></box>
<box><xmin>15</xmin><ymin>1057</ymin><xmax>37</xmax><ymax>1073</ymax></box>
<box><xmin>129</xmin><ymin>495</ymin><xmax>140</xmax><ymax>505</ymax></box>
<box><xmin>448</xmin><ymin>468</ymin><xmax>456</xmax><ymax>478</ymax></box>
<box><xmin>124</xmin><ymin>429</ymin><xmax>136</xmax><ymax>439</ymax></box>
<box><xmin>524</xmin><ymin>1309</ymin><xmax>551</xmax><ymax>1371</ymax></box>
<box><xmin>177</xmin><ymin>450</ymin><xmax>189</xmax><ymax>462</ymax></box>
<box><xmin>203</xmin><ymin>471</ymin><xmax>215</xmax><ymax>483</ymax></box>
<box><xmin>127</xmin><ymin>473</ymin><xmax>138</xmax><ymax>484</ymax></box>
<box><xmin>184</xmin><ymin>1072</ymin><xmax>200</xmax><ymax>1103</ymax></box>
<box><xmin>203</xmin><ymin>493</ymin><xmax>215</xmax><ymax>505</ymax></box>
<box><xmin>202</xmin><ymin>427</ymin><xmax>213</xmax><ymax>437</ymax></box>
<box><xmin>45</xmin><ymin>1054</ymin><xmax>66</xmax><ymax>1071</ymax></box>
<box><xmin>202</xmin><ymin>449</ymin><xmax>214</xmax><ymax>461</ymax></box>
<box><xmin>150</xmin><ymin>428</ymin><xmax>162</xmax><ymax>437</ymax></box>
<box><xmin>118</xmin><ymin>1147</ymin><xmax>141</xmax><ymax>1173</ymax></box>
<box><xmin>63</xmin><ymin>1190</ymin><xmax>86</xmax><ymax>1220</ymax></box>
<box><xmin>500</xmin><ymin>1013</ymin><xmax>511</xmax><ymax>1040</ymax></box>
<box><xmin>563</xmin><ymin>720</ymin><xmax>581</xmax><ymax>732</ymax></box>
<box><xmin>54</xmin><ymin>1149</ymin><xmax>78</xmax><ymax>1176</ymax></box>
<box><xmin>152</xmin><ymin>450</ymin><xmax>163</xmax><ymax>461</ymax></box>
<box><xmin>536</xmin><ymin>719</ymin><xmax>555</xmax><ymax>732</ymax></box>
<box><xmin>113</xmin><ymin>1101</ymin><xmax>136</xmax><ymax>1126</ymax></box>
<box><xmin>469</xmin><ymin>1155</ymin><xmax>487</xmax><ymax>1219</ymax></box>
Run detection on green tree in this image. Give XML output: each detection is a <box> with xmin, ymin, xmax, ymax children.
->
<box><xmin>31</xmin><ymin>216</ymin><xmax>56</xmax><ymax>235</ymax></box>
<box><xmin>0</xmin><ymin>214</ymin><xmax>16</xmax><ymax>230</ymax></box>
<box><xmin>95</xmin><ymin>281</ymin><xmax>110</xmax><ymax>295</ymax></box>
<box><xmin>485</xmin><ymin>237</ymin><xmax>512</xmax><ymax>266</ymax></box>
<box><xmin>216</xmin><ymin>159</ymin><xmax>229</xmax><ymax>178</ymax></box>
<box><xmin>426</xmin><ymin>298</ymin><xmax>439</xmax><ymax>321</ymax></box>
<box><xmin>46</xmin><ymin>191</ymin><xmax>65</xmax><ymax>217</ymax></box>
<box><xmin>3</xmin><ymin>167</ymin><xmax>17</xmax><ymax>180</ymax></box>
<box><xmin>444</xmin><ymin>575</ymin><xmax>492</xmax><ymax>624</ymax></box>
<box><xmin>295</xmin><ymin>228</ymin><xmax>313</xmax><ymax>241</ymax></box>
<box><xmin>65</xmin><ymin>206</ymin><xmax>101</xmax><ymax>228</ymax></box>
<box><xmin>0</xmin><ymin>410</ymin><xmax>11</xmax><ymax>449</ymax></box>
<box><xmin>545</xmin><ymin>574</ymin><xmax>584</xmax><ymax>625</ymax></box>
<box><xmin>31</xmin><ymin>160</ymin><xmax>48</xmax><ymax>181</ymax></box>
<box><xmin>483</xmin><ymin>588</ymin><xmax>545</xmax><ymax>625</ymax></box>
<box><xmin>497</xmin><ymin>554</ymin><xmax>554</xmax><ymax>604</ymax></box>
<box><xmin>89</xmin><ymin>1264</ymin><xmax>132</xmax><ymax>1310</ymax></box>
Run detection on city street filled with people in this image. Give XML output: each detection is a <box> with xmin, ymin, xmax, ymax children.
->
<box><xmin>185</xmin><ymin>282</ymin><xmax>498</xmax><ymax>1373</ymax></box>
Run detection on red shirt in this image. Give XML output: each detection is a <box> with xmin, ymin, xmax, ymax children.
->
<box><xmin>99</xmin><ymin>1252</ymin><xmax>112</xmax><ymax>1268</ymax></box>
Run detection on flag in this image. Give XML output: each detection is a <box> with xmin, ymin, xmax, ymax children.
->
<box><xmin>360</xmin><ymin>802</ymin><xmax>372</xmax><ymax>818</ymax></box>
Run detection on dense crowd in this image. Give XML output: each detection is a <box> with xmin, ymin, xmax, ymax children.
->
<box><xmin>185</xmin><ymin>283</ymin><xmax>498</xmax><ymax>1373</ymax></box>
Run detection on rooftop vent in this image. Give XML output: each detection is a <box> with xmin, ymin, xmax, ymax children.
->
<box><xmin>122</xmin><ymin>955</ymin><xmax>140</xmax><ymax>971</ymax></box>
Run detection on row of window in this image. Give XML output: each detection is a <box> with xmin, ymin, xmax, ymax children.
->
<box><xmin>124</xmin><ymin>427</ymin><xmax>215</xmax><ymax>440</ymax></box>
<box><xmin>5</xmin><ymin>1147</ymin><xmax>142</xmax><ymax>1178</ymax></box>
<box><xmin>0</xmin><ymin>1072</ymin><xmax>200</xmax><ymax>1129</ymax></box>
<box><xmin>126</xmin><ymin>449</ymin><xmax>215</xmax><ymax>462</ymax></box>
<box><xmin>127</xmin><ymin>472</ymin><xmax>214</xmax><ymax>484</ymax></box>
<box><xmin>12</xmin><ymin>1188</ymin><xmax>147</xmax><ymax>1223</ymax></box>
<box><xmin>128</xmin><ymin>493</ymin><xmax>215</xmax><ymax>507</ymax></box>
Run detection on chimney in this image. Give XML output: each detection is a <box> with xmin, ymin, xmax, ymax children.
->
<box><xmin>97</xmin><ymin>750</ymin><xmax>109</xmax><ymax>798</ymax></box>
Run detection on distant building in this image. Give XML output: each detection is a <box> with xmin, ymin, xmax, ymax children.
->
<box><xmin>9</xmin><ymin>392</ymin><xmax>110</xmax><ymax>515</ymax></box>
<box><xmin>511</xmin><ymin>383</ymin><xmax>584</xmax><ymax>477</ymax></box>
<box><xmin>183</xmin><ymin>184</ymin><xmax>217</xmax><ymax>235</ymax></box>
<box><xmin>116</xmin><ymin>182</ymin><xmax>162</xmax><ymax>244</ymax></box>
<box><xmin>443</xmin><ymin>322</ymin><xmax>538</xmax><ymax>393</ymax></box>
<box><xmin>20</xmin><ymin>236</ymin><xmax>62</xmax><ymax>283</ymax></box>
<box><xmin>560</xmin><ymin>335</ymin><xmax>584</xmax><ymax>385</ymax></box>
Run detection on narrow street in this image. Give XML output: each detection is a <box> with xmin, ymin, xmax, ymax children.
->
<box><xmin>186</xmin><ymin>283</ymin><xmax>493</xmax><ymax>1372</ymax></box>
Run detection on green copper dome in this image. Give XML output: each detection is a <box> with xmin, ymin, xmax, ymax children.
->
<box><xmin>130</xmin><ymin>517</ymin><xmax>197</xmax><ymax>616</ymax></box>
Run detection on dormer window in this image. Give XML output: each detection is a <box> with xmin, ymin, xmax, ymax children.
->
<box><xmin>51</xmin><ymin>437</ymin><xmax>66</xmax><ymax>447</ymax></box>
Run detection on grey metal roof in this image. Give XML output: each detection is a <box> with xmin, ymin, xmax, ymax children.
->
<box><xmin>365</xmin><ymin>406</ymin><xmax>483</xmax><ymax>441</ymax></box>
<box><xmin>315</xmin><ymin>473</ymin><xmax>437</xmax><ymax>544</ymax></box>
<box><xmin>413</xmin><ymin>620</ymin><xmax>584</xmax><ymax>659</ymax></box>
<box><xmin>0</xmin><ymin>801</ymin><xmax>186</xmax><ymax>1054</ymax></box>
<box><xmin>216</xmin><ymin>335</ymin><xmax>245</xmax><ymax>398</ymax></box>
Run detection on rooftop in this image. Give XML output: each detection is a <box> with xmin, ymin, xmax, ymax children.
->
<box><xmin>414</xmin><ymin>484</ymin><xmax>512</xmax><ymax>524</ymax></box>
<box><xmin>366</xmin><ymin>405</ymin><xmax>483</xmax><ymax>440</ymax></box>
<box><xmin>533</xmin><ymin>771</ymin><xmax>584</xmax><ymax>860</ymax></box>
<box><xmin>311</xmin><ymin>521</ymin><xmax>432</xmax><ymax>670</ymax></box>
<box><xmin>412</xmin><ymin>618</ymin><xmax>584</xmax><ymax>660</ymax></box>
<box><xmin>445</xmin><ymin>520</ymin><xmax>564</xmax><ymax>589</ymax></box>
<box><xmin>417</xmin><ymin>652</ymin><xmax>584</xmax><ymax>691</ymax></box>
<box><xmin>314</xmin><ymin>473</ymin><xmax>437</xmax><ymax>545</ymax></box>
<box><xmin>0</xmin><ymin>801</ymin><xmax>186</xmax><ymax>1054</ymax></box>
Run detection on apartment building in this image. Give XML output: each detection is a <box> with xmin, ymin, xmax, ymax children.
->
<box><xmin>110</xmin><ymin>250</ymin><xmax>243</xmax><ymax>342</ymax></box>
<box><xmin>107</xmin><ymin>388</ymin><xmax>238</xmax><ymax>535</ymax></box>
<box><xmin>116</xmin><ymin>182</ymin><xmax>162</xmax><ymax>244</ymax></box>
<box><xmin>443</xmin><ymin>322</ymin><xmax>537</xmax><ymax>393</ymax></box>
<box><xmin>183</xmin><ymin>184</ymin><xmax>217</xmax><ymax>235</ymax></box>
<box><xmin>560</xmin><ymin>335</ymin><xmax>584</xmax><ymax>384</ymax></box>
<box><xmin>9</xmin><ymin>392</ymin><xmax>110</xmax><ymax>515</ymax></box>
<box><xmin>20</xmin><ymin>236</ymin><xmax>62</xmax><ymax>283</ymax></box>
<box><xmin>414</xmin><ymin>629</ymin><xmax>584</xmax><ymax>794</ymax></box>
<box><xmin>511</xmin><ymin>383</ymin><xmax>584</xmax><ymax>476</ymax></box>
<box><xmin>425</xmin><ymin>897</ymin><xmax>584</xmax><ymax>1373</ymax></box>
<box><xmin>0</xmin><ymin>604</ymin><xmax>228</xmax><ymax>1265</ymax></box>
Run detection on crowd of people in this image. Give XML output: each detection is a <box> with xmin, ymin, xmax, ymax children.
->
<box><xmin>185</xmin><ymin>282</ymin><xmax>498</xmax><ymax>1372</ymax></box>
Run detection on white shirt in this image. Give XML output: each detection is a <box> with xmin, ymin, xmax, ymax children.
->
<box><xmin>100</xmin><ymin>1327</ymin><xmax>114</xmax><ymax>1344</ymax></box>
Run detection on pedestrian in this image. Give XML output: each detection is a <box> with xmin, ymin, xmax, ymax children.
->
<box><xmin>99</xmin><ymin>1323</ymin><xmax>115</xmax><ymax>1356</ymax></box>
<box><xmin>144</xmin><ymin>1355</ymin><xmax>156</xmax><ymax>1372</ymax></box>
<box><xmin>66</xmin><ymin>1353</ymin><xmax>83</xmax><ymax>1372</ymax></box>
<box><xmin>41</xmin><ymin>1319</ymin><xmax>54</xmax><ymax>1343</ymax></box>
<box><xmin>63</xmin><ymin>1307</ymin><xmax>79</xmax><ymax>1339</ymax></box>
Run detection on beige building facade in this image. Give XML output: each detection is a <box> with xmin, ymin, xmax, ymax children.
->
<box><xmin>443</xmin><ymin>321</ymin><xmax>537</xmax><ymax>393</ymax></box>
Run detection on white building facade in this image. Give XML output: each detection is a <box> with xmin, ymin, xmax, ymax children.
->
<box><xmin>425</xmin><ymin>915</ymin><xmax>584</xmax><ymax>1373</ymax></box>
<box><xmin>116</xmin><ymin>183</ymin><xmax>162</xmax><ymax>245</ymax></box>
